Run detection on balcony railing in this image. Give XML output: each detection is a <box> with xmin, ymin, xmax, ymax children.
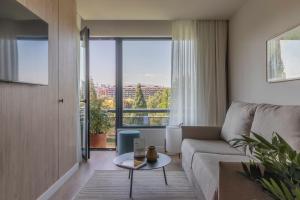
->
<box><xmin>106</xmin><ymin>108</ymin><xmax>169</xmax><ymax>127</ymax></box>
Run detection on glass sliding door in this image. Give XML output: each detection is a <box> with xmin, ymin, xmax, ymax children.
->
<box><xmin>80</xmin><ymin>27</ymin><xmax>90</xmax><ymax>160</ymax></box>
<box><xmin>89</xmin><ymin>39</ymin><xmax>116</xmax><ymax>149</ymax></box>
<box><xmin>88</xmin><ymin>37</ymin><xmax>171</xmax><ymax>150</ymax></box>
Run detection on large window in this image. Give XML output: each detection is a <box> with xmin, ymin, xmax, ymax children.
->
<box><xmin>89</xmin><ymin>38</ymin><xmax>171</xmax><ymax>139</ymax></box>
<box><xmin>122</xmin><ymin>39</ymin><xmax>171</xmax><ymax>127</ymax></box>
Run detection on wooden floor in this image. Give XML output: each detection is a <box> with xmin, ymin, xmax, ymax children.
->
<box><xmin>50</xmin><ymin>151</ymin><xmax>182</xmax><ymax>200</ymax></box>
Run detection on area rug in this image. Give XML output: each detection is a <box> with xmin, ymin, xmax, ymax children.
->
<box><xmin>73</xmin><ymin>170</ymin><xmax>197</xmax><ymax>200</ymax></box>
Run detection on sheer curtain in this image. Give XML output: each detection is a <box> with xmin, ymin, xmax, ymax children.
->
<box><xmin>0</xmin><ymin>20</ymin><xmax>18</xmax><ymax>81</ymax></box>
<box><xmin>169</xmin><ymin>20</ymin><xmax>228</xmax><ymax>126</ymax></box>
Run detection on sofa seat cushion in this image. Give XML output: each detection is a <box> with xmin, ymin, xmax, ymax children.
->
<box><xmin>221</xmin><ymin>102</ymin><xmax>257</xmax><ymax>153</ymax></box>
<box><xmin>251</xmin><ymin>104</ymin><xmax>300</xmax><ymax>152</ymax></box>
<box><xmin>181</xmin><ymin>139</ymin><xmax>244</xmax><ymax>168</ymax></box>
<box><xmin>191</xmin><ymin>153</ymin><xmax>250</xmax><ymax>200</ymax></box>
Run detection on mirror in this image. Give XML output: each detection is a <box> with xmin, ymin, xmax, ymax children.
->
<box><xmin>0</xmin><ymin>0</ymin><xmax>48</xmax><ymax>85</ymax></box>
<box><xmin>267</xmin><ymin>25</ymin><xmax>300</xmax><ymax>83</ymax></box>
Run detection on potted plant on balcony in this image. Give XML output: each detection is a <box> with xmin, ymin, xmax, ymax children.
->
<box><xmin>89</xmin><ymin>97</ymin><xmax>112</xmax><ymax>148</ymax></box>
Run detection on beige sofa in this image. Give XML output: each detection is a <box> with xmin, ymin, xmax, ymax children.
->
<box><xmin>181</xmin><ymin>102</ymin><xmax>300</xmax><ymax>200</ymax></box>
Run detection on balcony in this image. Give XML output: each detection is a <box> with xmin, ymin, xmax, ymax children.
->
<box><xmin>86</xmin><ymin>108</ymin><xmax>169</xmax><ymax>149</ymax></box>
<box><xmin>107</xmin><ymin>108</ymin><xmax>169</xmax><ymax>127</ymax></box>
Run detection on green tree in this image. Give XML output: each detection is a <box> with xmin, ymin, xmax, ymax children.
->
<box><xmin>147</xmin><ymin>88</ymin><xmax>170</xmax><ymax>109</ymax></box>
<box><xmin>133</xmin><ymin>83</ymin><xmax>147</xmax><ymax>108</ymax></box>
<box><xmin>130</xmin><ymin>83</ymin><xmax>147</xmax><ymax>126</ymax></box>
<box><xmin>123</xmin><ymin>98</ymin><xmax>134</xmax><ymax>108</ymax></box>
<box><xmin>158</xmin><ymin>88</ymin><xmax>170</xmax><ymax>108</ymax></box>
<box><xmin>147</xmin><ymin>88</ymin><xmax>170</xmax><ymax>126</ymax></box>
<box><xmin>89</xmin><ymin>79</ymin><xmax>98</xmax><ymax>101</ymax></box>
<box><xmin>89</xmin><ymin>79</ymin><xmax>111</xmax><ymax>135</ymax></box>
<box><xmin>89</xmin><ymin>99</ymin><xmax>111</xmax><ymax>134</ymax></box>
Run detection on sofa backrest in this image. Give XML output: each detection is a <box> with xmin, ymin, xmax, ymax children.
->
<box><xmin>251</xmin><ymin>104</ymin><xmax>300</xmax><ymax>152</ymax></box>
<box><xmin>221</xmin><ymin>101</ymin><xmax>258</xmax><ymax>153</ymax></box>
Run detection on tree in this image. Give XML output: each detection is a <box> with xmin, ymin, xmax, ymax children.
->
<box><xmin>89</xmin><ymin>79</ymin><xmax>112</xmax><ymax>135</ymax></box>
<box><xmin>147</xmin><ymin>88</ymin><xmax>170</xmax><ymax>126</ymax></box>
<box><xmin>89</xmin><ymin>79</ymin><xmax>98</xmax><ymax>101</ymax></box>
<box><xmin>130</xmin><ymin>84</ymin><xmax>147</xmax><ymax>126</ymax></box>
<box><xmin>123</xmin><ymin>98</ymin><xmax>134</xmax><ymax>108</ymax></box>
<box><xmin>147</xmin><ymin>88</ymin><xmax>170</xmax><ymax>109</ymax></box>
<box><xmin>133</xmin><ymin>83</ymin><xmax>147</xmax><ymax>108</ymax></box>
<box><xmin>158</xmin><ymin>89</ymin><xmax>170</xmax><ymax>108</ymax></box>
<box><xmin>89</xmin><ymin>98</ymin><xmax>111</xmax><ymax>134</ymax></box>
<box><xmin>102</xmin><ymin>98</ymin><xmax>115</xmax><ymax>109</ymax></box>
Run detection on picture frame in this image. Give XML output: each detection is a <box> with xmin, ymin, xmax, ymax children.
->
<box><xmin>267</xmin><ymin>24</ymin><xmax>300</xmax><ymax>83</ymax></box>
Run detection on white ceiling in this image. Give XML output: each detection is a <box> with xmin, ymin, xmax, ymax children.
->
<box><xmin>77</xmin><ymin>0</ymin><xmax>247</xmax><ymax>20</ymax></box>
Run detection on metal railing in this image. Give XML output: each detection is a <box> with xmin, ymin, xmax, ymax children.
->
<box><xmin>106</xmin><ymin>108</ymin><xmax>169</xmax><ymax>127</ymax></box>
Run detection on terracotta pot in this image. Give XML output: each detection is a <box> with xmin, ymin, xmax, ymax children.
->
<box><xmin>146</xmin><ymin>146</ymin><xmax>158</xmax><ymax>163</ymax></box>
<box><xmin>90</xmin><ymin>134</ymin><xmax>107</xmax><ymax>148</ymax></box>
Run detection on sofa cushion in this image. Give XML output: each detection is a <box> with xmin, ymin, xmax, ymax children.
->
<box><xmin>191</xmin><ymin>153</ymin><xmax>250</xmax><ymax>200</ymax></box>
<box><xmin>251</xmin><ymin>104</ymin><xmax>300</xmax><ymax>152</ymax></box>
<box><xmin>221</xmin><ymin>102</ymin><xmax>257</xmax><ymax>152</ymax></box>
<box><xmin>181</xmin><ymin>139</ymin><xmax>244</xmax><ymax>168</ymax></box>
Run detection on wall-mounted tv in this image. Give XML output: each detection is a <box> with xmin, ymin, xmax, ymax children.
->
<box><xmin>0</xmin><ymin>0</ymin><xmax>48</xmax><ymax>85</ymax></box>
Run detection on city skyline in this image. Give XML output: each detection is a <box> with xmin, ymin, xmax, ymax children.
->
<box><xmin>92</xmin><ymin>82</ymin><xmax>171</xmax><ymax>87</ymax></box>
<box><xmin>95</xmin><ymin>83</ymin><xmax>170</xmax><ymax>99</ymax></box>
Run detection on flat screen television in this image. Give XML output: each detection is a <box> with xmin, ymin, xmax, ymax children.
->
<box><xmin>0</xmin><ymin>0</ymin><xmax>48</xmax><ymax>85</ymax></box>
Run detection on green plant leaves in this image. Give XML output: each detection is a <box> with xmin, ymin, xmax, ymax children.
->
<box><xmin>230</xmin><ymin>132</ymin><xmax>300</xmax><ymax>200</ymax></box>
<box><xmin>89</xmin><ymin>80</ymin><xmax>112</xmax><ymax>135</ymax></box>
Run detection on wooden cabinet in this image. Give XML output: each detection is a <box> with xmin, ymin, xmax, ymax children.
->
<box><xmin>58</xmin><ymin>0</ymin><xmax>78</xmax><ymax>177</ymax></box>
<box><xmin>0</xmin><ymin>0</ymin><xmax>78</xmax><ymax>199</ymax></box>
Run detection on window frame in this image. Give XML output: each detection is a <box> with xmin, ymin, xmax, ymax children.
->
<box><xmin>90</xmin><ymin>37</ymin><xmax>172</xmax><ymax>129</ymax></box>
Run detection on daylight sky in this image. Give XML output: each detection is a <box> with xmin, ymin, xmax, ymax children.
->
<box><xmin>281</xmin><ymin>40</ymin><xmax>300</xmax><ymax>78</ymax></box>
<box><xmin>18</xmin><ymin>40</ymin><xmax>48</xmax><ymax>85</ymax></box>
<box><xmin>14</xmin><ymin>39</ymin><xmax>300</xmax><ymax>87</ymax></box>
<box><xmin>89</xmin><ymin>39</ymin><xmax>172</xmax><ymax>87</ymax></box>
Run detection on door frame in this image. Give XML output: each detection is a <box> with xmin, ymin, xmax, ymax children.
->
<box><xmin>80</xmin><ymin>27</ymin><xmax>90</xmax><ymax>159</ymax></box>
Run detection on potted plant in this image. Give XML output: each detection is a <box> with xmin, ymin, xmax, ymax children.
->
<box><xmin>89</xmin><ymin>98</ymin><xmax>112</xmax><ymax>148</ymax></box>
<box><xmin>231</xmin><ymin>132</ymin><xmax>300</xmax><ymax>200</ymax></box>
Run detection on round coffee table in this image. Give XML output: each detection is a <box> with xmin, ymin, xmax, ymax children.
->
<box><xmin>113</xmin><ymin>152</ymin><xmax>171</xmax><ymax>198</ymax></box>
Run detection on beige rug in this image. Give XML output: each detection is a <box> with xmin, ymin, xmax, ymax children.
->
<box><xmin>73</xmin><ymin>170</ymin><xmax>197</xmax><ymax>200</ymax></box>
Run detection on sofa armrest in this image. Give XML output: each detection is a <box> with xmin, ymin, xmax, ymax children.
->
<box><xmin>181</xmin><ymin>126</ymin><xmax>221</xmax><ymax>140</ymax></box>
<box><xmin>219</xmin><ymin>162</ymin><xmax>271</xmax><ymax>200</ymax></box>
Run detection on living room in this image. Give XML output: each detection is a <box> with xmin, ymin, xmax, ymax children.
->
<box><xmin>1</xmin><ymin>0</ymin><xmax>300</xmax><ymax>200</ymax></box>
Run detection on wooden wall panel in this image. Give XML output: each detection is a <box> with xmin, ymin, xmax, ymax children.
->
<box><xmin>58</xmin><ymin>0</ymin><xmax>78</xmax><ymax>177</ymax></box>
<box><xmin>0</xmin><ymin>0</ymin><xmax>59</xmax><ymax>199</ymax></box>
<box><xmin>0</xmin><ymin>0</ymin><xmax>78</xmax><ymax>199</ymax></box>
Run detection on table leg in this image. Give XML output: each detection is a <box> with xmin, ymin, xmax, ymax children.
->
<box><xmin>129</xmin><ymin>169</ymin><xmax>133</xmax><ymax>198</ymax></box>
<box><xmin>128</xmin><ymin>169</ymin><xmax>131</xmax><ymax>179</ymax></box>
<box><xmin>163</xmin><ymin>166</ymin><xmax>168</xmax><ymax>185</ymax></box>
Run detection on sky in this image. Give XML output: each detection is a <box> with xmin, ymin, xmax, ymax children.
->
<box><xmin>13</xmin><ymin>38</ymin><xmax>300</xmax><ymax>86</ymax></box>
<box><xmin>89</xmin><ymin>39</ymin><xmax>172</xmax><ymax>87</ymax></box>
<box><xmin>280</xmin><ymin>40</ymin><xmax>300</xmax><ymax>78</ymax></box>
<box><xmin>17</xmin><ymin>40</ymin><xmax>48</xmax><ymax>85</ymax></box>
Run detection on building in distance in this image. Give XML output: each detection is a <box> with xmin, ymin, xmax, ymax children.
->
<box><xmin>96</xmin><ymin>84</ymin><xmax>169</xmax><ymax>99</ymax></box>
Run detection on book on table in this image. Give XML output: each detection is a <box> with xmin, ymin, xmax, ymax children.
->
<box><xmin>118</xmin><ymin>158</ymin><xmax>147</xmax><ymax>169</ymax></box>
<box><xmin>134</xmin><ymin>137</ymin><xmax>145</xmax><ymax>158</ymax></box>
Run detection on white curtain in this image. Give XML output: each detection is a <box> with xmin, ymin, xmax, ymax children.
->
<box><xmin>169</xmin><ymin>20</ymin><xmax>228</xmax><ymax>126</ymax></box>
<box><xmin>0</xmin><ymin>20</ymin><xmax>18</xmax><ymax>81</ymax></box>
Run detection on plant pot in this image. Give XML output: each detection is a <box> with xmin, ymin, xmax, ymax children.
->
<box><xmin>90</xmin><ymin>134</ymin><xmax>107</xmax><ymax>148</ymax></box>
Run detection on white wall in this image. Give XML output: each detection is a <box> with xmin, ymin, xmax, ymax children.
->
<box><xmin>82</xmin><ymin>20</ymin><xmax>171</xmax><ymax>37</ymax></box>
<box><xmin>229</xmin><ymin>0</ymin><xmax>300</xmax><ymax>105</ymax></box>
